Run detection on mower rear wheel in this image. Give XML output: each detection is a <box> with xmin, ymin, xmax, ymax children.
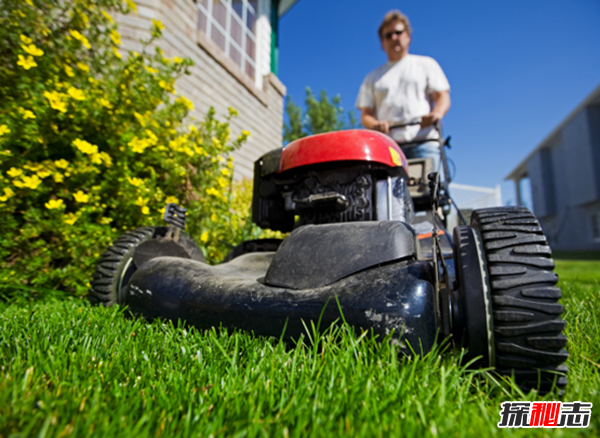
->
<box><xmin>89</xmin><ymin>226</ymin><xmax>203</xmax><ymax>306</ymax></box>
<box><xmin>455</xmin><ymin>206</ymin><xmax>568</xmax><ymax>393</ymax></box>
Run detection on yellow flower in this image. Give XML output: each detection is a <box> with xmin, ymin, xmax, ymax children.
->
<box><xmin>101</xmin><ymin>10</ymin><xmax>114</xmax><ymax>23</ymax></box>
<box><xmin>112</xmin><ymin>46</ymin><xmax>122</xmax><ymax>59</ymax></box>
<box><xmin>14</xmin><ymin>175</ymin><xmax>41</xmax><ymax>190</ymax></box>
<box><xmin>220</xmin><ymin>168</ymin><xmax>230</xmax><ymax>176</ymax></box>
<box><xmin>54</xmin><ymin>159</ymin><xmax>69</xmax><ymax>169</ymax></box>
<box><xmin>200</xmin><ymin>231</ymin><xmax>209</xmax><ymax>243</ymax></box>
<box><xmin>53</xmin><ymin>173</ymin><xmax>64</xmax><ymax>183</ymax></box>
<box><xmin>64</xmin><ymin>65</ymin><xmax>75</xmax><ymax>77</ymax></box>
<box><xmin>73</xmin><ymin>190</ymin><xmax>89</xmax><ymax>203</ymax></box>
<box><xmin>144</xmin><ymin>65</ymin><xmax>158</xmax><ymax>74</ymax></box>
<box><xmin>228</xmin><ymin>107</ymin><xmax>239</xmax><ymax>117</ymax></box>
<box><xmin>72</xmin><ymin>138</ymin><xmax>98</xmax><ymax>155</ymax></box>
<box><xmin>17</xmin><ymin>55</ymin><xmax>37</xmax><ymax>70</ymax></box>
<box><xmin>45</xmin><ymin>199</ymin><xmax>64</xmax><ymax>209</ymax></box>
<box><xmin>25</xmin><ymin>175</ymin><xmax>42</xmax><ymax>189</ymax></box>
<box><xmin>152</xmin><ymin>19</ymin><xmax>165</xmax><ymax>31</ymax></box>
<box><xmin>21</xmin><ymin>44</ymin><xmax>44</xmax><ymax>57</ymax></box>
<box><xmin>125</xmin><ymin>0</ymin><xmax>138</xmax><ymax>14</ymax></box>
<box><xmin>20</xmin><ymin>35</ymin><xmax>32</xmax><ymax>45</ymax></box>
<box><xmin>136</xmin><ymin>196</ymin><xmax>148</xmax><ymax>206</ymax></box>
<box><xmin>173</xmin><ymin>57</ymin><xmax>183</xmax><ymax>63</ymax></box>
<box><xmin>22</xmin><ymin>110</ymin><xmax>36</xmax><ymax>119</ymax></box>
<box><xmin>64</xmin><ymin>213</ymin><xmax>78</xmax><ymax>225</ymax></box>
<box><xmin>0</xmin><ymin>188</ymin><xmax>15</xmax><ymax>202</ymax></box>
<box><xmin>23</xmin><ymin>163</ymin><xmax>42</xmax><ymax>172</ymax></box>
<box><xmin>177</xmin><ymin>96</ymin><xmax>194</xmax><ymax>110</ymax></box>
<box><xmin>37</xmin><ymin>169</ymin><xmax>51</xmax><ymax>178</ymax></box>
<box><xmin>241</xmin><ymin>130</ymin><xmax>251</xmax><ymax>137</ymax></box>
<box><xmin>110</xmin><ymin>29</ymin><xmax>121</xmax><ymax>46</ymax></box>
<box><xmin>69</xmin><ymin>30</ymin><xmax>91</xmax><ymax>49</ymax></box>
<box><xmin>99</xmin><ymin>98</ymin><xmax>112</xmax><ymax>109</ymax></box>
<box><xmin>218</xmin><ymin>177</ymin><xmax>228</xmax><ymax>188</ymax></box>
<box><xmin>25</xmin><ymin>0</ymin><xmax>34</xmax><ymax>6</ymax></box>
<box><xmin>99</xmin><ymin>152</ymin><xmax>113</xmax><ymax>167</ymax></box>
<box><xmin>134</xmin><ymin>112</ymin><xmax>146</xmax><ymax>127</ymax></box>
<box><xmin>76</xmin><ymin>62</ymin><xmax>89</xmax><ymax>72</ymax></box>
<box><xmin>7</xmin><ymin>167</ymin><xmax>22</xmax><ymax>178</ymax></box>
<box><xmin>67</xmin><ymin>87</ymin><xmax>85</xmax><ymax>100</ymax></box>
<box><xmin>128</xmin><ymin>136</ymin><xmax>153</xmax><ymax>154</ymax></box>
<box><xmin>90</xmin><ymin>153</ymin><xmax>103</xmax><ymax>164</ymax></box>
<box><xmin>43</xmin><ymin>91</ymin><xmax>67</xmax><ymax>113</ymax></box>
<box><xmin>210</xmin><ymin>213</ymin><xmax>218</xmax><ymax>222</ymax></box>
<box><xmin>206</xmin><ymin>187</ymin><xmax>220</xmax><ymax>197</ymax></box>
<box><xmin>141</xmin><ymin>206</ymin><xmax>150</xmax><ymax>215</ymax></box>
<box><xmin>127</xmin><ymin>176</ymin><xmax>143</xmax><ymax>187</ymax></box>
<box><xmin>0</xmin><ymin>125</ymin><xmax>10</xmax><ymax>136</ymax></box>
<box><xmin>165</xmin><ymin>196</ymin><xmax>179</xmax><ymax>204</ymax></box>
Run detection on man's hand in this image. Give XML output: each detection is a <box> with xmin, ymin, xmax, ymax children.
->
<box><xmin>420</xmin><ymin>111</ymin><xmax>443</xmax><ymax>127</ymax></box>
<box><xmin>360</xmin><ymin>108</ymin><xmax>389</xmax><ymax>133</ymax></box>
<box><xmin>372</xmin><ymin>120</ymin><xmax>390</xmax><ymax>134</ymax></box>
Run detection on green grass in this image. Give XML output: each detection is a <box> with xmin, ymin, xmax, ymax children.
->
<box><xmin>1</xmin><ymin>257</ymin><xmax>599</xmax><ymax>437</ymax></box>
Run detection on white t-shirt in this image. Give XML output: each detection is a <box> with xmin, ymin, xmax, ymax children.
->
<box><xmin>355</xmin><ymin>54</ymin><xmax>450</xmax><ymax>143</ymax></box>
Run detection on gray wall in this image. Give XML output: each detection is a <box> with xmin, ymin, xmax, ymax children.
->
<box><xmin>530</xmin><ymin>107</ymin><xmax>600</xmax><ymax>250</ymax></box>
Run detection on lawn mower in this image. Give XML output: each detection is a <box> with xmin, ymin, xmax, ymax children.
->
<box><xmin>89</xmin><ymin>126</ymin><xmax>568</xmax><ymax>393</ymax></box>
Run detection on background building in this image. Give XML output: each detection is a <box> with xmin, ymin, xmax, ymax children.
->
<box><xmin>116</xmin><ymin>0</ymin><xmax>299</xmax><ymax>179</ymax></box>
<box><xmin>506</xmin><ymin>84</ymin><xmax>600</xmax><ymax>251</ymax></box>
<box><xmin>446</xmin><ymin>182</ymin><xmax>502</xmax><ymax>230</ymax></box>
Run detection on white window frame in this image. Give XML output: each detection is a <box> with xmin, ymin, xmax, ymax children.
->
<box><xmin>197</xmin><ymin>0</ymin><xmax>258</xmax><ymax>80</ymax></box>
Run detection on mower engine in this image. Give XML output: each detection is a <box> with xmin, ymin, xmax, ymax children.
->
<box><xmin>252</xmin><ymin>131</ymin><xmax>414</xmax><ymax>231</ymax></box>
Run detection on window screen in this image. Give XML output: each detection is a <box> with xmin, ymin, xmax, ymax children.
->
<box><xmin>197</xmin><ymin>0</ymin><xmax>258</xmax><ymax>79</ymax></box>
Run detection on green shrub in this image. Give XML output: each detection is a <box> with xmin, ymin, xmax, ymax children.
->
<box><xmin>0</xmin><ymin>0</ymin><xmax>257</xmax><ymax>297</ymax></box>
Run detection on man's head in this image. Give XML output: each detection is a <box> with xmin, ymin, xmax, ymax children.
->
<box><xmin>378</xmin><ymin>10</ymin><xmax>412</xmax><ymax>62</ymax></box>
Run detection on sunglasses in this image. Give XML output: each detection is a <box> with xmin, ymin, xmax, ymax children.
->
<box><xmin>384</xmin><ymin>30</ymin><xmax>405</xmax><ymax>40</ymax></box>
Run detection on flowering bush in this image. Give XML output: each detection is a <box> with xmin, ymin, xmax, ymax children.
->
<box><xmin>0</xmin><ymin>0</ymin><xmax>263</xmax><ymax>297</ymax></box>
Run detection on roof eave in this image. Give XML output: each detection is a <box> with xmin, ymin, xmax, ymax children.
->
<box><xmin>278</xmin><ymin>0</ymin><xmax>299</xmax><ymax>17</ymax></box>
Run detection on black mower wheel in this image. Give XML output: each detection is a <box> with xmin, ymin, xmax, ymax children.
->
<box><xmin>454</xmin><ymin>206</ymin><xmax>568</xmax><ymax>393</ymax></box>
<box><xmin>89</xmin><ymin>226</ymin><xmax>204</xmax><ymax>306</ymax></box>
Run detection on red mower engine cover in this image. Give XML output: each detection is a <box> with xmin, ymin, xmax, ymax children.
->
<box><xmin>280</xmin><ymin>130</ymin><xmax>409</xmax><ymax>173</ymax></box>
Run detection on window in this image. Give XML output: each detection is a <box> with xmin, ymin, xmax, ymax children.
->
<box><xmin>591</xmin><ymin>213</ymin><xmax>600</xmax><ymax>242</ymax></box>
<box><xmin>197</xmin><ymin>0</ymin><xmax>258</xmax><ymax>79</ymax></box>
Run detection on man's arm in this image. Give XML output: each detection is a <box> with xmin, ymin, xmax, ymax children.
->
<box><xmin>421</xmin><ymin>90</ymin><xmax>450</xmax><ymax>127</ymax></box>
<box><xmin>360</xmin><ymin>107</ymin><xmax>390</xmax><ymax>134</ymax></box>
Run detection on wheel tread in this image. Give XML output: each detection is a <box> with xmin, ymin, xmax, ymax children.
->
<box><xmin>469</xmin><ymin>206</ymin><xmax>568</xmax><ymax>392</ymax></box>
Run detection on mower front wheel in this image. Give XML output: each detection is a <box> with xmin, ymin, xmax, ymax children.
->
<box><xmin>89</xmin><ymin>226</ymin><xmax>204</xmax><ymax>306</ymax></box>
<box><xmin>453</xmin><ymin>206</ymin><xmax>568</xmax><ymax>393</ymax></box>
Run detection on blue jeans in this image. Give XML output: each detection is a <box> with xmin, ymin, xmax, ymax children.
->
<box><xmin>400</xmin><ymin>141</ymin><xmax>441</xmax><ymax>173</ymax></box>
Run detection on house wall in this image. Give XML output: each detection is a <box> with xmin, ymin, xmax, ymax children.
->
<box><xmin>530</xmin><ymin>107</ymin><xmax>600</xmax><ymax>250</ymax></box>
<box><xmin>561</xmin><ymin>109</ymin><xmax>596</xmax><ymax>205</ymax></box>
<box><xmin>116</xmin><ymin>0</ymin><xmax>286</xmax><ymax>180</ymax></box>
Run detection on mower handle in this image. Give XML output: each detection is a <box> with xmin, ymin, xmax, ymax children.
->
<box><xmin>388</xmin><ymin>119</ymin><xmax>443</xmax><ymax>131</ymax></box>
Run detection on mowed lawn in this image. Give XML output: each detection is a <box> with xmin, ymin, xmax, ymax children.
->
<box><xmin>1</xmin><ymin>255</ymin><xmax>599</xmax><ymax>437</ymax></box>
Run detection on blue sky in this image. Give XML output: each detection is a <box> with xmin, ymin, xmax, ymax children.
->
<box><xmin>278</xmin><ymin>0</ymin><xmax>600</xmax><ymax>205</ymax></box>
